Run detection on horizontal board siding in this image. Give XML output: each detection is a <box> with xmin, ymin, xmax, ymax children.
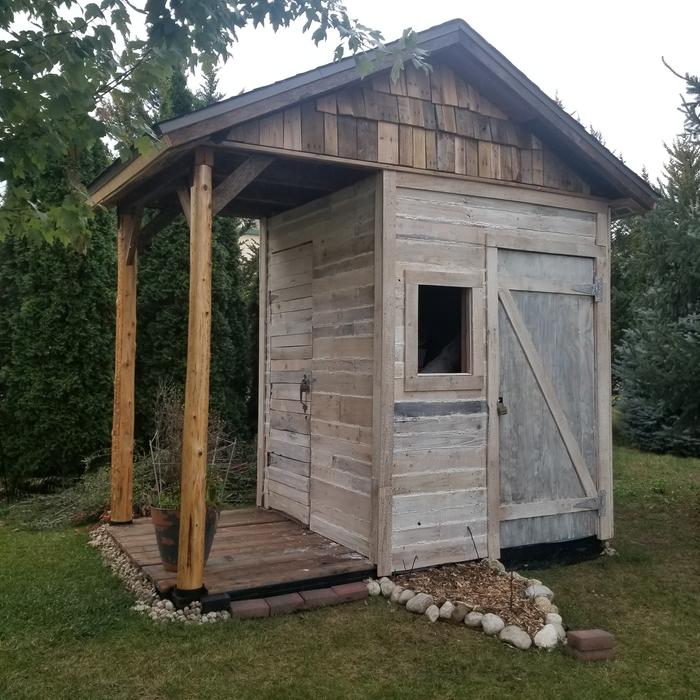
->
<box><xmin>390</xmin><ymin>175</ymin><xmax>491</xmax><ymax>570</ymax></box>
<box><xmin>393</xmin><ymin>187</ymin><xmax>488</xmax><ymax>403</ymax></box>
<box><xmin>306</xmin><ymin>178</ymin><xmax>375</xmax><ymax>557</ymax></box>
<box><xmin>394</xmin><ymin>399</ymin><xmax>486</xmax><ymax>418</ymax></box>
<box><xmin>265</xmin><ymin>179</ymin><xmax>377</xmax><ymax>536</ymax></box>
<box><xmin>391</xmin><ymin>404</ymin><xmax>488</xmax><ymax>569</ymax></box>
<box><xmin>265</xmin><ymin>237</ymin><xmax>313</xmax><ymax>525</ymax></box>
<box><xmin>396</xmin><ymin>187</ymin><xmax>596</xmax><ymax>239</ymax></box>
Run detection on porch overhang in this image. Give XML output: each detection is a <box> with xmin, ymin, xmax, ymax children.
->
<box><xmin>89</xmin><ymin>18</ymin><xmax>657</xmax><ymax>216</ymax></box>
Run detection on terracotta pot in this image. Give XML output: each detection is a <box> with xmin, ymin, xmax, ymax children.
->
<box><xmin>150</xmin><ymin>506</ymin><xmax>219</xmax><ymax>572</ymax></box>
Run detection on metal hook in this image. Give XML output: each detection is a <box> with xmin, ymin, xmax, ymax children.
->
<box><xmin>299</xmin><ymin>374</ymin><xmax>311</xmax><ymax>414</ymax></box>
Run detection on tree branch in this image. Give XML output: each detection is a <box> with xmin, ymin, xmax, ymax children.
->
<box><xmin>94</xmin><ymin>47</ymin><xmax>153</xmax><ymax>99</ymax></box>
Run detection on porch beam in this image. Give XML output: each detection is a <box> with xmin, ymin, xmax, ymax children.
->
<box><xmin>110</xmin><ymin>208</ymin><xmax>141</xmax><ymax>524</ymax></box>
<box><xmin>176</xmin><ymin>147</ymin><xmax>214</xmax><ymax>594</ymax></box>
<box><xmin>130</xmin><ymin>191</ymin><xmax>190</xmax><ymax>263</ymax></box>
<box><xmin>128</xmin><ymin>209</ymin><xmax>173</xmax><ymax>263</ymax></box>
<box><xmin>212</xmin><ymin>155</ymin><xmax>274</xmax><ymax>215</ymax></box>
<box><xmin>177</xmin><ymin>186</ymin><xmax>191</xmax><ymax>226</ymax></box>
<box><xmin>127</xmin><ymin>172</ymin><xmax>188</xmax><ymax>211</ymax></box>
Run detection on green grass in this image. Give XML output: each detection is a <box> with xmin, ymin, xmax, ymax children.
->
<box><xmin>1</xmin><ymin>445</ymin><xmax>699</xmax><ymax>700</ymax></box>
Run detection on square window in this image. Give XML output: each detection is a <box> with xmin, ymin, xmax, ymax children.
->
<box><xmin>417</xmin><ymin>285</ymin><xmax>471</xmax><ymax>374</ymax></box>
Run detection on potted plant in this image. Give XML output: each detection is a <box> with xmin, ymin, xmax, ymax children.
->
<box><xmin>146</xmin><ymin>383</ymin><xmax>236</xmax><ymax>572</ymax></box>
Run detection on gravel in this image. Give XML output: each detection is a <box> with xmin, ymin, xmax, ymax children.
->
<box><xmin>88</xmin><ymin>525</ymin><xmax>229</xmax><ymax>625</ymax></box>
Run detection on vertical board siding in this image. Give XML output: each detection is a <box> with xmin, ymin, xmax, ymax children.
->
<box><xmin>497</xmin><ymin>249</ymin><xmax>598</xmax><ymax>548</ymax></box>
<box><xmin>226</xmin><ymin>61</ymin><xmax>591</xmax><ymax>195</ymax></box>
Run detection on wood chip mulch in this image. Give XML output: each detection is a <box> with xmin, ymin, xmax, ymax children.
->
<box><xmin>395</xmin><ymin>562</ymin><xmax>545</xmax><ymax>637</ymax></box>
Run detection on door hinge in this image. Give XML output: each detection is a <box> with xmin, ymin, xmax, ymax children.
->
<box><xmin>573</xmin><ymin>277</ymin><xmax>604</xmax><ymax>302</ymax></box>
<box><xmin>593</xmin><ymin>277</ymin><xmax>604</xmax><ymax>303</ymax></box>
<box><xmin>574</xmin><ymin>489</ymin><xmax>606</xmax><ymax>514</ymax></box>
<box><xmin>598</xmin><ymin>489</ymin><xmax>607</xmax><ymax>516</ymax></box>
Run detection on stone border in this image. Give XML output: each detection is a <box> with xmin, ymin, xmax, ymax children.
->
<box><xmin>89</xmin><ymin>525</ymin><xmax>368</xmax><ymax>624</ymax></box>
<box><xmin>91</xmin><ymin>525</ymin><xmax>558</xmax><ymax>643</ymax></box>
<box><xmin>367</xmin><ymin>559</ymin><xmax>567</xmax><ymax>651</ymax></box>
<box><xmin>89</xmin><ymin>525</ymin><xmax>230</xmax><ymax>624</ymax></box>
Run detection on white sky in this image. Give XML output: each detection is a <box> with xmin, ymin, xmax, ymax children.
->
<box><xmin>213</xmin><ymin>0</ymin><xmax>698</xmax><ymax>183</ymax></box>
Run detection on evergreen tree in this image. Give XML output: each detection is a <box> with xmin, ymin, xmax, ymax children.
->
<box><xmin>616</xmin><ymin>138</ymin><xmax>700</xmax><ymax>454</ymax></box>
<box><xmin>0</xmin><ymin>145</ymin><xmax>116</xmax><ymax>493</ymax></box>
<box><xmin>0</xmin><ymin>67</ymin><xmax>256</xmax><ymax>493</ymax></box>
<box><xmin>3</xmin><ymin>1</ymin><xmax>418</xmax><ymax>247</ymax></box>
<box><xmin>240</xmin><ymin>242</ymin><xmax>260</xmax><ymax>434</ymax></box>
<box><xmin>611</xmin><ymin>215</ymin><xmax>646</xmax><ymax>378</ymax></box>
<box><xmin>136</xmin><ymin>217</ymin><xmax>252</xmax><ymax>443</ymax></box>
<box><xmin>134</xmin><ymin>68</ymin><xmax>252</xmax><ymax>443</ymax></box>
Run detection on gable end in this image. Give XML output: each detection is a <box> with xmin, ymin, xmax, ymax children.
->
<box><xmin>225</xmin><ymin>62</ymin><xmax>591</xmax><ymax>196</ymax></box>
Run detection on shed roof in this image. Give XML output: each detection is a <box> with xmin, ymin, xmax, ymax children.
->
<box><xmin>90</xmin><ymin>18</ymin><xmax>656</xmax><ymax>214</ymax></box>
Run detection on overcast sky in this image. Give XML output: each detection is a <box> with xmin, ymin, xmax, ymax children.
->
<box><xmin>213</xmin><ymin>0</ymin><xmax>698</xmax><ymax>183</ymax></box>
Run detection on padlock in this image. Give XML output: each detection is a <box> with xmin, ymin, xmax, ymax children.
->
<box><xmin>497</xmin><ymin>396</ymin><xmax>508</xmax><ymax>416</ymax></box>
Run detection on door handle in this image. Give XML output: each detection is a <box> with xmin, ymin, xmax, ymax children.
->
<box><xmin>299</xmin><ymin>374</ymin><xmax>311</xmax><ymax>414</ymax></box>
<box><xmin>497</xmin><ymin>396</ymin><xmax>508</xmax><ymax>416</ymax></box>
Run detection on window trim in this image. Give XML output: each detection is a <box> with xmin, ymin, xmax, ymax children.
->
<box><xmin>404</xmin><ymin>269</ymin><xmax>485</xmax><ymax>392</ymax></box>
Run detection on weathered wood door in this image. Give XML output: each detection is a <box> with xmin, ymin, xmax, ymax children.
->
<box><xmin>265</xmin><ymin>241</ymin><xmax>313</xmax><ymax>524</ymax></box>
<box><xmin>495</xmin><ymin>249</ymin><xmax>603</xmax><ymax>548</ymax></box>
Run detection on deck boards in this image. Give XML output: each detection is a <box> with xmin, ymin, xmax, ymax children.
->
<box><xmin>108</xmin><ymin>507</ymin><xmax>373</xmax><ymax>597</ymax></box>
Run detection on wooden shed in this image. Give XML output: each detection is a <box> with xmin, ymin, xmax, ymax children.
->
<box><xmin>91</xmin><ymin>19</ymin><xmax>655</xmax><ymax>596</ymax></box>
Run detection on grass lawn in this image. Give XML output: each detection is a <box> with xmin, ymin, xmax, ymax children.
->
<box><xmin>1</xmin><ymin>445</ymin><xmax>699</xmax><ymax>700</ymax></box>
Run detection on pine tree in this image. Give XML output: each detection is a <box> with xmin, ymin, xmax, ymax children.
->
<box><xmin>611</xmin><ymin>215</ymin><xmax>646</xmax><ymax>377</ymax></box>
<box><xmin>616</xmin><ymin>138</ymin><xmax>700</xmax><ymax>454</ymax></box>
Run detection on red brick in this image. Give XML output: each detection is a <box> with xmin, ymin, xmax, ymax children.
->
<box><xmin>300</xmin><ymin>588</ymin><xmax>340</xmax><ymax>610</ymax></box>
<box><xmin>565</xmin><ymin>645</ymin><xmax>616</xmax><ymax>662</ymax></box>
<box><xmin>567</xmin><ymin>629</ymin><xmax>616</xmax><ymax>651</ymax></box>
<box><xmin>331</xmin><ymin>582</ymin><xmax>369</xmax><ymax>603</ymax></box>
<box><xmin>229</xmin><ymin>598</ymin><xmax>270</xmax><ymax>619</ymax></box>
<box><xmin>266</xmin><ymin>592</ymin><xmax>304</xmax><ymax>615</ymax></box>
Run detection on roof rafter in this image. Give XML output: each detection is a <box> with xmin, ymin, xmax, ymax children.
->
<box><xmin>212</xmin><ymin>156</ymin><xmax>275</xmax><ymax>215</ymax></box>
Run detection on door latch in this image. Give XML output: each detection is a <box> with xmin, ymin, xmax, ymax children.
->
<box><xmin>497</xmin><ymin>397</ymin><xmax>508</xmax><ymax>416</ymax></box>
<box><xmin>299</xmin><ymin>374</ymin><xmax>311</xmax><ymax>414</ymax></box>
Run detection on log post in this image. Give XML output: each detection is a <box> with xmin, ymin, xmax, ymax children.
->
<box><xmin>110</xmin><ymin>209</ymin><xmax>140</xmax><ymax>524</ymax></box>
<box><xmin>176</xmin><ymin>148</ymin><xmax>214</xmax><ymax>594</ymax></box>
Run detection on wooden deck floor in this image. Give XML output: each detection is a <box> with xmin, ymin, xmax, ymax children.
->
<box><xmin>108</xmin><ymin>507</ymin><xmax>374</xmax><ymax>599</ymax></box>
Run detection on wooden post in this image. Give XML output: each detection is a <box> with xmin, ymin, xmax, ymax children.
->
<box><xmin>595</xmin><ymin>207</ymin><xmax>614</xmax><ymax>541</ymax></box>
<box><xmin>176</xmin><ymin>148</ymin><xmax>214</xmax><ymax>593</ymax></box>
<box><xmin>256</xmin><ymin>218</ymin><xmax>268</xmax><ymax>508</ymax></box>
<box><xmin>372</xmin><ymin>171</ymin><xmax>396</xmax><ymax>577</ymax></box>
<box><xmin>110</xmin><ymin>209</ymin><xmax>140</xmax><ymax>524</ymax></box>
<box><xmin>485</xmin><ymin>245</ymin><xmax>501</xmax><ymax>559</ymax></box>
